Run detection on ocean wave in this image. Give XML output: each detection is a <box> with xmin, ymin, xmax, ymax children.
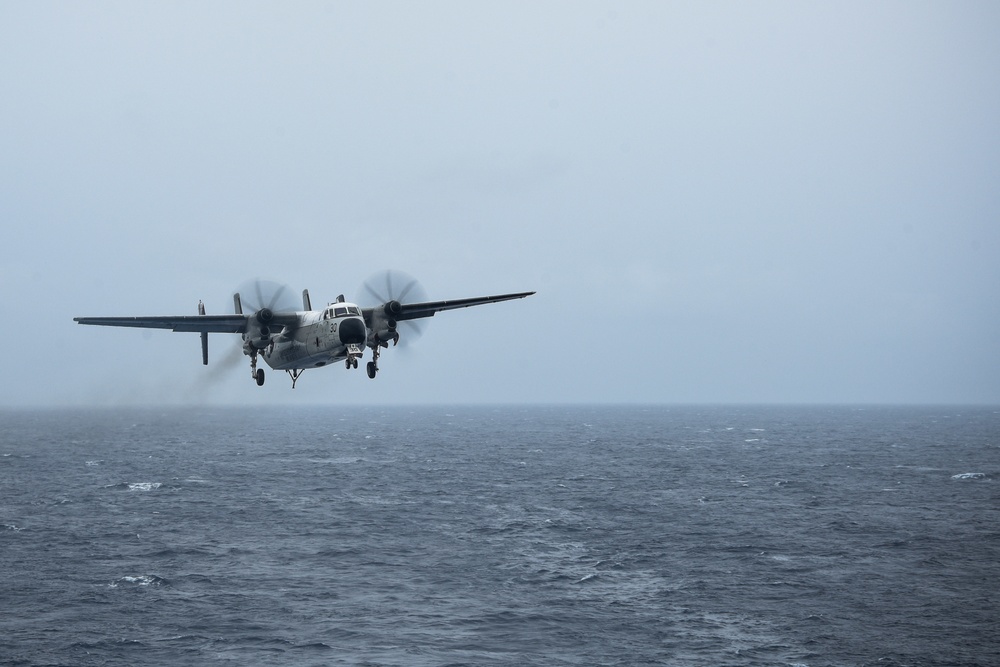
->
<box><xmin>308</xmin><ymin>457</ymin><xmax>367</xmax><ymax>465</ymax></box>
<box><xmin>103</xmin><ymin>482</ymin><xmax>163</xmax><ymax>491</ymax></box>
<box><xmin>951</xmin><ymin>472</ymin><xmax>988</xmax><ymax>480</ymax></box>
<box><xmin>109</xmin><ymin>575</ymin><xmax>169</xmax><ymax>588</ymax></box>
<box><xmin>129</xmin><ymin>482</ymin><xmax>161</xmax><ymax>491</ymax></box>
<box><xmin>6</xmin><ymin>405</ymin><xmax>1000</xmax><ymax>666</ymax></box>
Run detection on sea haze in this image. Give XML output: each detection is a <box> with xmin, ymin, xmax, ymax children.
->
<box><xmin>1</xmin><ymin>405</ymin><xmax>998</xmax><ymax>666</ymax></box>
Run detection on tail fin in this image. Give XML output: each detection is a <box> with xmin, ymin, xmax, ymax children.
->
<box><xmin>199</xmin><ymin>301</ymin><xmax>209</xmax><ymax>365</ymax></box>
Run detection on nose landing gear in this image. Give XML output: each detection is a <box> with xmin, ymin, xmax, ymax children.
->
<box><xmin>345</xmin><ymin>344</ymin><xmax>363</xmax><ymax>370</ymax></box>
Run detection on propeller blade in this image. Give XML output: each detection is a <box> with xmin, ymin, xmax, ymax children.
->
<box><xmin>236</xmin><ymin>279</ymin><xmax>299</xmax><ymax>313</ymax></box>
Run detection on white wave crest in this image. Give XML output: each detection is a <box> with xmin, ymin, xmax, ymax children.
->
<box><xmin>109</xmin><ymin>575</ymin><xmax>167</xmax><ymax>588</ymax></box>
<box><xmin>128</xmin><ymin>482</ymin><xmax>162</xmax><ymax>492</ymax></box>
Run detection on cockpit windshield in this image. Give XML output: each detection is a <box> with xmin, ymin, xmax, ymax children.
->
<box><xmin>324</xmin><ymin>304</ymin><xmax>362</xmax><ymax>319</ymax></box>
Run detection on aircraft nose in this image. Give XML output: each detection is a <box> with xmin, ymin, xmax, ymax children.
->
<box><xmin>339</xmin><ymin>317</ymin><xmax>367</xmax><ymax>346</ymax></box>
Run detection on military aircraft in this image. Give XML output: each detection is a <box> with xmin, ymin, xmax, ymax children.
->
<box><xmin>74</xmin><ymin>272</ymin><xmax>534</xmax><ymax>388</ymax></box>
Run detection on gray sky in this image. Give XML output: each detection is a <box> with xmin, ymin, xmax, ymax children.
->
<box><xmin>2</xmin><ymin>2</ymin><xmax>998</xmax><ymax>406</ymax></box>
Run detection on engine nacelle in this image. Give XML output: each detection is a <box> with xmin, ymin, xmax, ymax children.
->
<box><xmin>243</xmin><ymin>309</ymin><xmax>274</xmax><ymax>351</ymax></box>
<box><xmin>243</xmin><ymin>332</ymin><xmax>271</xmax><ymax>351</ymax></box>
<box><xmin>244</xmin><ymin>337</ymin><xmax>269</xmax><ymax>354</ymax></box>
<box><xmin>370</xmin><ymin>303</ymin><xmax>401</xmax><ymax>345</ymax></box>
<box><xmin>374</xmin><ymin>318</ymin><xmax>396</xmax><ymax>339</ymax></box>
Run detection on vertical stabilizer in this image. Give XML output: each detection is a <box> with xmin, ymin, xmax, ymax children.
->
<box><xmin>198</xmin><ymin>300</ymin><xmax>209</xmax><ymax>365</ymax></box>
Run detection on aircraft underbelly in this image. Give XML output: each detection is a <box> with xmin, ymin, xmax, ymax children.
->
<box><xmin>262</xmin><ymin>338</ymin><xmax>347</xmax><ymax>370</ymax></box>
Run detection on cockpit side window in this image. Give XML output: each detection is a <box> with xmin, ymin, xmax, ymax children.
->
<box><xmin>348</xmin><ymin>306</ymin><xmax>361</xmax><ymax>316</ymax></box>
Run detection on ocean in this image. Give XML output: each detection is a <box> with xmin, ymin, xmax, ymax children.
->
<box><xmin>1</xmin><ymin>405</ymin><xmax>998</xmax><ymax>666</ymax></box>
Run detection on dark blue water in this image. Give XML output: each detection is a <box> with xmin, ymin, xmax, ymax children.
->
<box><xmin>2</xmin><ymin>405</ymin><xmax>998</xmax><ymax>666</ymax></box>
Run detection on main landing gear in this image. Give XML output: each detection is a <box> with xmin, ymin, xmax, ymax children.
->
<box><xmin>250</xmin><ymin>351</ymin><xmax>265</xmax><ymax>386</ymax></box>
<box><xmin>366</xmin><ymin>340</ymin><xmax>389</xmax><ymax>379</ymax></box>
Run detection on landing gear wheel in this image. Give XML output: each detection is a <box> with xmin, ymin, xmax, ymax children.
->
<box><xmin>366</xmin><ymin>361</ymin><xmax>377</xmax><ymax>379</ymax></box>
<box><xmin>255</xmin><ymin>368</ymin><xmax>265</xmax><ymax>386</ymax></box>
<box><xmin>353</xmin><ymin>358</ymin><xmax>359</xmax><ymax>369</ymax></box>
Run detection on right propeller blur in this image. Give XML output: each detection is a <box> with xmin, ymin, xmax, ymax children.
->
<box><xmin>359</xmin><ymin>270</ymin><xmax>428</xmax><ymax>344</ymax></box>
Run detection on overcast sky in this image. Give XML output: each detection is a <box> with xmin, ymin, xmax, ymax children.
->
<box><xmin>2</xmin><ymin>2</ymin><xmax>998</xmax><ymax>407</ymax></box>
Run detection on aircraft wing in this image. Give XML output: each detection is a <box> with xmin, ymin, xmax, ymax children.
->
<box><xmin>73</xmin><ymin>315</ymin><xmax>250</xmax><ymax>334</ymax></box>
<box><xmin>386</xmin><ymin>291</ymin><xmax>535</xmax><ymax>321</ymax></box>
